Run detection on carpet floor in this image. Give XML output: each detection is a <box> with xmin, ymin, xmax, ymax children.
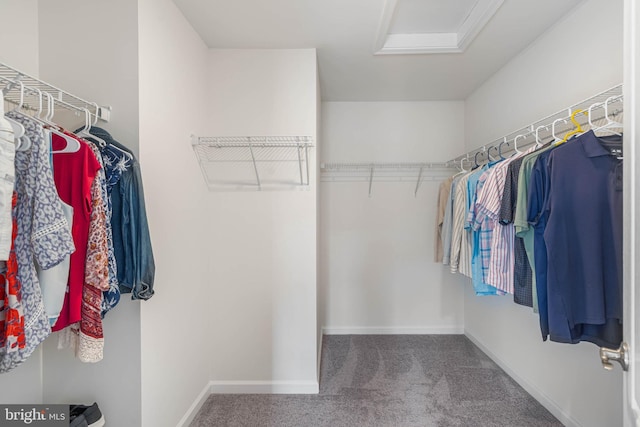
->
<box><xmin>190</xmin><ymin>335</ymin><xmax>563</xmax><ymax>426</ymax></box>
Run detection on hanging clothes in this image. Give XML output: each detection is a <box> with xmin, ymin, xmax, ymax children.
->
<box><xmin>0</xmin><ymin>113</ymin><xmax>75</xmax><ymax>373</ymax></box>
<box><xmin>50</xmin><ymin>133</ymin><xmax>101</xmax><ymax>332</ymax></box>
<box><xmin>80</xmin><ymin>127</ymin><xmax>155</xmax><ymax>301</ymax></box>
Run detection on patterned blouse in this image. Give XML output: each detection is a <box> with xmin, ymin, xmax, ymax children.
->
<box><xmin>0</xmin><ymin>113</ymin><xmax>75</xmax><ymax>373</ymax></box>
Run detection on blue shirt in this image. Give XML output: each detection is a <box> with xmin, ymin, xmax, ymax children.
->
<box><xmin>527</xmin><ymin>147</ymin><xmax>557</xmax><ymax>340</ymax></box>
<box><xmin>467</xmin><ymin>165</ymin><xmax>500</xmax><ymax>296</ymax></box>
<box><xmin>543</xmin><ymin>131</ymin><xmax>622</xmax><ymax>348</ymax></box>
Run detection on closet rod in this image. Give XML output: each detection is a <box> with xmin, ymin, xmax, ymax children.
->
<box><xmin>0</xmin><ymin>61</ymin><xmax>110</xmax><ymax>122</ymax></box>
<box><xmin>448</xmin><ymin>84</ymin><xmax>623</xmax><ymax>164</ymax></box>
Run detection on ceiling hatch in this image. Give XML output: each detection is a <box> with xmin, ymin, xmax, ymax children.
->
<box><xmin>374</xmin><ymin>0</ymin><xmax>505</xmax><ymax>55</ymax></box>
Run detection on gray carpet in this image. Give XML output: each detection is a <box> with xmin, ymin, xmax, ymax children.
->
<box><xmin>190</xmin><ymin>335</ymin><xmax>562</xmax><ymax>427</ymax></box>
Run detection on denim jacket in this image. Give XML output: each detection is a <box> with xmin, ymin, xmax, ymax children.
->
<box><xmin>79</xmin><ymin>127</ymin><xmax>155</xmax><ymax>300</ymax></box>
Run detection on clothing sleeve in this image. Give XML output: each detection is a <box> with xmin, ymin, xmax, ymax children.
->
<box><xmin>514</xmin><ymin>162</ymin><xmax>532</xmax><ymax>235</ymax></box>
<box><xmin>450</xmin><ymin>180</ymin><xmax>467</xmax><ymax>273</ymax></box>
<box><xmin>499</xmin><ymin>164</ymin><xmax>516</xmax><ymax>225</ymax></box>
<box><xmin>434</xmin><ymin>180</ymin><xmax>449</xmax><ymax>263</ymax></box>
<box><xmin>131</xmin><ymin>163</ymin><xmax>155</xmax><ymax>300</ymax></box>
<box><xmin>527</xmin><ymin>158</ymin><xmax>545</xmax><ymax>227</ymax></box>
<box><xmin>441</xmin><ymin>181</ymin><xmax>456</xmax><ymax>265</ymax></box>
<box><xmin>85</xmin><ymin>174</ymin><xmax>110</xmax><ymax>292</ymax></box>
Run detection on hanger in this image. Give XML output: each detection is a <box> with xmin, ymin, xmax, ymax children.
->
<box><xmin>559</xmin><ymin>109</ymin><xmax>587</xmax><ymax>144</ymax></box>
<box><xmin>75</xmin><ymin>103</ymin><xmax>108</xmax><ymax>148</ymax></box>
<box><xmin>3</xmin><ymin>81</ymin><xmax>32</xmax><ymax>151</ymax></box>
<box><xmin>535</xmin><ymin>125</ymin><xmax>548</xmax><ymax>148</ymax></box>
<box><xmin>593</xmin><ymin>96</ymin><xmax>623</xmax><ymax>136</ymax></box>
<box><xmin>474</xmin><ymin>150</ymin><xmax>483</xmax><ymax>168</ymax></box>
<box><xmin>498</xmin><ymin>137</ymin><xmax>508</xmax><ymax>159</ymax></box>
<box><xmin>551</xmin><ymin>116</ymin><xmax>568</xmax><ymax>143</ymax></box>
<box><xmin>460</xmin><ymin>157</ymin><xmax>467</xmax><ymax>173</ymax></box>
<box><xmin>488</xmin><ymin>145</ymin><xmax>500</xmax><ymax>161</ymax></box>
<box><xmin>513</xmin><ymin>134</ymin><xmax>526</xmax><ymax>154</ymax></box>
<box><xmin>31</xmin><ymin>91</ymin><xmax>81</xmax><ymax>154</ymax></box>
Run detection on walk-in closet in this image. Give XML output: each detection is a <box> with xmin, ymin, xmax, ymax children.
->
<box><xmin>0</xmin><ymin>0</ymin><xmax>639</xmax><ymax>426</ymax></box>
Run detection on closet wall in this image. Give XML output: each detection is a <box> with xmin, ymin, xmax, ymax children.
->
<box><xmin>204</xmin><ymin>49</ymin><xmax>320</xmax><ymax>391</ymax></box>
<box><xmin>463</xmin><ymin>0</ymin><xmax>623</xmax><ymax>426</ymax></box>
<box><xmin>319</xmin><ymin>102</ymin><xmax>466</xmax><ymax>334</ymax></box>
<box><xmin>0</xmin><ymin>0</ymin><xmax>38</xmax><ymax>76</ymax></box>
<box><xmin>138</xmin><ymin>0</ymin><xmax>211</xmax><ymax>426</ymax></box>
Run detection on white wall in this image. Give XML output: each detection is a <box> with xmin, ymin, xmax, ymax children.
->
<box><xmin>36</xmin><ymin>1</ymin><xmax>142</xmax><ymax>427</ymax></box>
<box><xmin>0</xmin><ymin>0</ymin><xmax>39</xmax><ymax>76</ymax></box>
<box><xmin>320</xmin><ymin>102</ymin><xmax>466</xmax><ymax>333</ymax></box>
<box><xmin>205</xmin><ymin>49</ymin><xmax>319</xmax><ymax>389</ymax></box>
<box><xmin>463</xmin><ymin>1</ymin><xmax>624</xmax><ymax>426</ymax></box>
<box><xmin>138</xmin><ymin>0</ymin><xmax>210</xmax><ymax>425</ymax></box>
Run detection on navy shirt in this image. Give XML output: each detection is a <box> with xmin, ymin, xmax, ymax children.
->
<box><xmin>527</xmin><ymin>147</ymin><xmax>557</xmax><ymax>340</ymax></box>
<box><xmin>543</xmin><ymin>131</ymin><xmax>623</xmax><ymax>348</ymax></box>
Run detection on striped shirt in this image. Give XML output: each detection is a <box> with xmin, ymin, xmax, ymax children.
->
<box><xmin>474</xmin><ymin>147</ymin><xmax>537</xmax><ymax>294</ymax></box>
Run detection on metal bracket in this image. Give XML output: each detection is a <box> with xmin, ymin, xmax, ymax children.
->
<box><xmin>414</xmin><ymin>166</ymin><xmax>424</xmax><ymax>197</ymax></box>
<box><xmin>600</xmin><ymin>342</ymin><xmax>629</xmax><ymax>371</ymax></box>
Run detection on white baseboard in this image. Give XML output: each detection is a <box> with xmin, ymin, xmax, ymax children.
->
<box><xmin>322</xmin><ymin>326</ymin><xmax>464</xmax><ymax>335</ymax></box>
<box><xmin>176</xmin><ymin>381</ymin><xmax>212</xmax><ymax>427</ymax></box>
<box><xmin>464</xmin><ymin>331</ymin><xmax>581</xmax><ymax>427</ymax></box>
<box><xmin>317</xmin><ymin>329</ymin><xmax>324</xmax><ymax>380</ymax></box>
<box><xmin>210</xmin><ymin>381</ymin><xmax>319</xmax><ymax>394</ymax></box>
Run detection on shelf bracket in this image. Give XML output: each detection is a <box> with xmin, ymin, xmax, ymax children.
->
<box><xmin>368</xmin><ymin>165</ymin><xmax>375</xmax><ymax>198</ymax></box>
<box><xmin>248</xmin><ymin>141</ymin><xmax>262</xmax><ymax>190</ymax></box>
<box><xmin>297</xmin><ymin>145</ymin><xmax>304</xmax><ymax>185</ymax></box>
<box><xmin>305</xmin><ymin>144</ymin><xmax>310</xmax><ymax>186</ymax></box>
<box><xmin>414</xmin><ymin>166</ymin><xmax>424</xmax><ymax>197</ymax></box>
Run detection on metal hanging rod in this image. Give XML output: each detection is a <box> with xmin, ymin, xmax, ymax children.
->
<box><xmin>321</xmin><ymin>161</ymin><xmax>452</xmax><ymax>170</ymax></box>
<box><xmin>0</xmin><ymin>61</ymin><xmax>111</xmax><ymax>122</ymax></box>
<box><xmin>449</xmin><ymin>84</ymin><xmax>623</xmax><ymax>164</ymax></box>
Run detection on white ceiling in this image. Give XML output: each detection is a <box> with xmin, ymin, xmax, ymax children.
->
<box><xmin>173</xmin><ymin>0</ymin><xmax>584</xmax><ymax>101</ymax></box>
<box><xmin>390</xmin><ymin>0</ymin><xmax>479</xmax><ymax>34</ymax></box>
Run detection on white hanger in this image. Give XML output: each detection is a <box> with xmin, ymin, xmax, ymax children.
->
<box><xmin>2</xmin><ymin>81</ymin><xmax>32</xmax><ymax>151</ymax></box>
<box><xmin>535</xmin><ymin>125</ymin><xmax>548</xmax><ymax>148</ymax></box>
<box><xmin>513</xmin><ymin>134</ymin><xmax>526</xmax><ymax>154</ymax></box>
<box><xmin>75</xmin><ymin>104</ymin><xmax>108</xmax><ymax>148</ymax></box>
<box><xmin>593</xmin><ymin>96</ymin><xmax>623</xmax><ymax>136</ymax></box>
<box><xmin>33</xmin><ymin>91</ymin><xmax>81</xmax><ymax>154</ymax></box>
<box><xmin>551</xmin><ymin>117</ymin><xmax>568</xmax><ymax>143</ymax></box>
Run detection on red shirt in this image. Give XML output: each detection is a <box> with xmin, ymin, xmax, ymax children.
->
<box><xmin>51</xmin><ymin>133</ymin><xmax>100</xmax><ymax>331</ymax></box>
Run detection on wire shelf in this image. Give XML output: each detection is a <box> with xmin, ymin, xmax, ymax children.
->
<box><xmin>451</xmin><ymin>84</ymin><xmax>623</xmax><ymax>164</ymax></box>
<box><xmin>191</xmin><ymin>135</ymin><xmax>314</xmax><ymax>191</ymax></box>
<box><xmin>0</xmin><ymin>61</ymin><xmax>110</xmax><ymax>122</ymax></box>
<box><xmin>320</xmin><ymin>161</ymin><xmax>457</xmax><ymax>197</ymax></box>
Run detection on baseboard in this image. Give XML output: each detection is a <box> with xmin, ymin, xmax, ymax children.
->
<box><xmin>464</xmin><ymin>331</ymin><xmax>581</xmax><ymax>427</ymax></box>
<box><xmin>317</xmin><ymin>328</ymin><xmax>324</xmax><ymax>380</ymax></box>
<box><xmin>176</xmin><ymin>381</ymin><xmax>213</xmax><ymax>427</ymax></box>
<box><xmin>322</xmin><ymin>326</ymin><xmax>464</xmax><ymax>335</ymax></box>
<box><xmin>210</xmin><ymin>381</ymin><xmax>319</xmax><ymax>394</ymax></box>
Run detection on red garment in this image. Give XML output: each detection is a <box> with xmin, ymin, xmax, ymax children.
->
<box><xmin>0</xmin><ymin>193</ymin><xmax>25</xmax><ymax>352</ymax></box>
<box><xmin>51</xmin><ymin>134</ymin><xmax>100</xmax><ymax>331</ymax></box>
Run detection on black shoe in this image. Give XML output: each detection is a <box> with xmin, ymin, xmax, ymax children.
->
<box><xmin>69</xmin><ymin>413</ymin><xmax>89</xmax><ymax>427</ymax></box>
<box><xmin>69</xmin><ymin>403</ymin><xmax>105</xmax><ymax>427</ymax></box>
